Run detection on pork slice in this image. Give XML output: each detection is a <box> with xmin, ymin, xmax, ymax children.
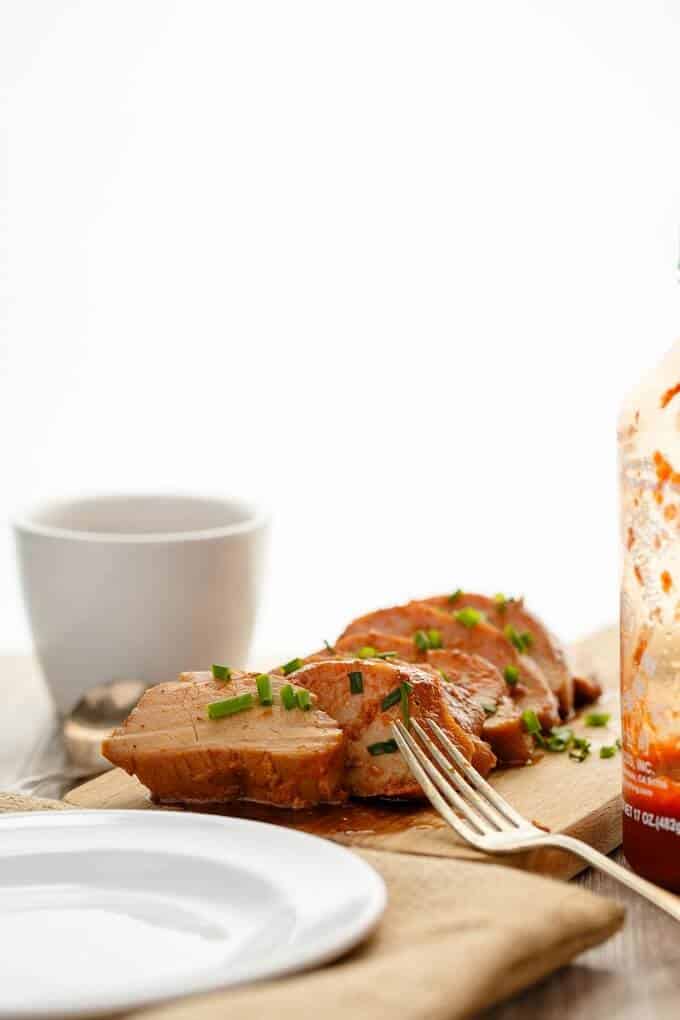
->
<box><xmin>426</xmin><ymin>649</ymin><xmax>533</xmax><ymax>766</ymax></box>
<box><xmin>334</xmin><ymin>632</ymin><xmax>498</xmax><ymax>773</ymax></box>
<box><xmin>465</xmin><ymin>734</ymin><xmax>497</xmax><ymax>775</ymax></box>
<box><xmin>335</xmin><ymin>633</ymin><xmax>494</xmax><ymax>739</ymax></box>
<box><xmin>335</xmin><ymin>630</ymin><xmax>425</xmax><ymax>662</ymax></box>
<box><xmin>339</xmin><ymin>600</ymin><xmax>560</xmax><ymax>730</ymax></box>
<box><xmin>573</xmin><ymin>673</ymin><xmax>603</xmax><ymax>707</ymax></box>
<box><xmin>427</xmin><ymin>648</ymin><xmax>505</xmax><ymax>711</ymax></box>
<box><xmin>483</xmin><ymin>698</ymin><xmax>535</xmax><ymax>765</ymax></box>
<box><xmin>102</xmin><ymin>672</ymin><xmax>347</xmax><ymax>808</ymax></box>
<box><xmin>425</xmin><ymin>593</ymin><xmax>574</xmax><ymax>718</ymax></box>
<box><xmin>293</xmin><ymin>657</ymin><xmax>495</xmax><ymax>796</ymax></box>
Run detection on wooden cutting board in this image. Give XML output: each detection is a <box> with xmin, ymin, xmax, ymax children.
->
<box><xmin>66</xmin><ymin>626</ymin><xmax>621</xmax><ymax>880</ymax></box>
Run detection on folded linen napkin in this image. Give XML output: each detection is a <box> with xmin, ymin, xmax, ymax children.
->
<box><xmin>0</xmin><ymin>792</ymin><xmax>623</xmax><ymax>1019</ymax></box>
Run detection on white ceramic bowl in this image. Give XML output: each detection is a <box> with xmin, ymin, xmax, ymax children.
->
<box><xmin>13</xmin><ymin>493</ymin><xmax>269</xmax><ymax>713</ymax></box>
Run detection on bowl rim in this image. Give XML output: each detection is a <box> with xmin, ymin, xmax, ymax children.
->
<box><xmin>11</xmin><ymin>491</ymin><xmax>270</xmax><ymax>544</ymax></box>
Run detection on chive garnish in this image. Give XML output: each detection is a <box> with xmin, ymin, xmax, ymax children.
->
<box><xmin>367</xmin><ymin>739</ymin><xmax>399</xmax><ymax>756</ymax></box>
<box><xmin>427</xmin><ymin>628</ymin><xmax>443</xmax><ymax>649</ymax></box>
<box><xmin>448</xmin><ymin>589</ymin><xmax>463</xmax><ymax>604</ymax></box>
<box><xmin>349</xmin><ymin>670</ymin><xmax>364</xmax><ymax>694</ymax></box>
<box><xmin>569</xmin><ymin>737</ymin><xmax>591</xmax><ymax>762</ymax></box>
<box><xmin>482</xmin><ymin>702</ymin><xmax>497</xmax><ymax>716</ymax></box>
<box><xmin>584</xmin><ymin>711</ymin><xmax>610</xmax><ymax>727</ymax></box>
<box><xmin>280</xmin><ymin>684</ymin><xmax>297</xmax><ymax>710</ymax></box>
<box><xmin>545</xmin><ymin>726</ymin><xmax>573</xmax><ymax>752</ymax></box>
<box><xmin>256</xmin><ymin>673</ymin><xmax>273</xmax><ymax>706</ymax></box>
<box><xmin>281</xmin><ymin>657</ymin><xmax>303</xmax><ymax>676</ymax></box>
<box><xmin>212</xmin><ymin>664</ymin><xmax>232</xmax><ymax>681</ymax></box>
<box><xmin>456</xmin><ymin>607</ymin><xmax>483</xmax><ymax>628</ymax></box>
<box><xmin>600</xmin><ymin>745</ymin><xmax>617</xmax><ymax>759</ymax></box>
<box><xmin>357</xmin><ymin>646</ymin><xmax>397</xmax><ymax>660</ymax></box>
<box><xmin>381</xmin><ymin>686</ymin><xmax>402</xmax><ymax>711</ymax></box>
<box><xmin>400</xmin><ymin>681</ymin><xmax>411</xmax><ymax>728</ymax></box>
<box><xmin>414</xmin><ymin>629</ymin><xmax>430</xmax><ymax>651</ymax></box>
<box><xmin>615</xmin><ymin>737</ymin><xmax>622</xmax><ymax>750</ymax></box>
<box><xmin>521</xmin><ymin>708</ymin><xmax>542</xmax><ymax>737</ymax></box>
<box><xmin>504</xmin><ymin>625</ymin><xmax>523</xmax><ymax>652</ymax></box>
<box><xmin>324</xmin><ymin>640</ymin><xmax>336</xmax><ymax>654</ymax></box>
<box><xmin>296</xmin><ymin>688</ymin><xmax>312</xmax><ymax>711</ymax></box>
<box><xmin>494</xmin><ymin>593</ymin><xmax>508</xmax><ymax>610</ymax></box>
<box><xmin>504</xmin><ymin>625</ymin><xmax>532</xmax><ymax>654</ymax></box>
<box><xmin>504</xmin><ymin>665</ymin><xmax>519</xmax><ymax>686</ymax></box>
<box><xmin>207</xmin><ymin>692</ymin><xmax>254</xmax><ymax>719</ymax></box>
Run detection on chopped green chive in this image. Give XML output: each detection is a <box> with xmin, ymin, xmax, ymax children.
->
<box><xmin>400</xmin><ymin>681</ymin><xmax>412</xmax><ymax>728</ymax></box>
<box><xmin>521</xmin><ymin>708</ymin><xmax>542</xmax><ymax>737</ymax></box>
<box><xmin>448</xmin><ymin>589</ymin><xmax>463</xmax><ymax>604</ymax></box>
<box><xmin>381</xmin><ymin>686</ymin><xmax>402</xmax><ymax>711</ymax></box>
<box><xmin>545</xmin><ymin>726</ymin><xmax>573</xmax><ymax>752</ymax></box>
<box><xmin>211</xmin><ymin>664</ymin><xmax>232</xmax><ymax>681</ymax></box>
<box><xmin>296</xmin><ymin>688</ymin><xmax>312</xmax><ymax>711</ymax></box>
<box><xmin>256</xmin><ymin>673</ymin><xmax>273</xmax><ymax>706</ymax></box>
<box><xmin>367</xmin><ymin>739</ymin><xmax>399</xmax><ymax>756</ymax></box>
<box><xmin>584</xmin><ymin>712</ymin><xmax>610</xmax><ymax>727</ymax></box>
<box><xmin>414</xmin><ymin>628</ymin><xmax>445</xmax><ymax>651</ymax></box>
<box><xmin>482</xmin><ymin>702</ymin><xmax>497</xmax><ymax>716</ymax></box>
<box><xmin>438</xmin><ymin>669</ymin><xmax>449</xmax><ymax>682</ymax></box>
<box><xmin>349</xmin><ymin>670</ymin><xmax>364</xmax><ymax>694</ymax></box>
<box><xmin>504</xmin><ymin>625</ymin><xmax>523</xmax><ymax>652</ymax></box>
<box><xmin>281</xmin><ymin>657</ymin><xmax>303</xmax><ymax>676</ymax></box>
<box><xmin>504</xmin><ymin>625</ymin><xmax>533</xmax><ymax>654</ymax></box>
<box><xmin>615</xmin><ymin>737</ymin><xmax>622</xmax><ymax>750</ymax></box>
<box><xmin>504</xmin><ymin>665</ymin><xmax>519</xmax><ymax>686</ymax></box>
<box><xmin>456</xmin><ymin>607</ymin><xmax>483</xmax><ymax>628</ymax></box>
<box><xmin>356</xmin><ymin>646</ymin><xmax>396</xmax><ymax>660</ymax></box>
<box><xmin>494</xmin><ymin>593</ymin><xmax>508</xmax><ymax>610</ymax></box>
<box><xmin>414</xmin><ymin>629</ymin><xmax>430</xmax><ymax>652</ymax></box>
<box><xmin>427</xmin><ymin>628</ymin><xmax>443</xmax><ymax>649</ymax></box>
<box><xmin>569</xmin><ymin>737</ymin><xmax>591</xmax><ymax>762</ymax></box>
<box><xmin>600</xmin><ymin>745</ymin><xmax>617</xmax><ymax>759</ymax></box>
<box><xmin>207</xmin><ymin>692</ymin><xmax>254</xmax><ymax>719</ymax></box>
<box><xmin>324</xmin><ymin>640</ymin><xmax>336</xmax><ymax>654</ymax></box>
<box><xmin>280</xmin><ymin>684</ymin><xmax>297</xmax><ymax>710</ymax></box>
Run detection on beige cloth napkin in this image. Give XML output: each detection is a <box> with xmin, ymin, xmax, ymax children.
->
<box><xmin>0</xmin><ymin>793</ymin><xmax>624</xmax><ymax>1019</ymax></box>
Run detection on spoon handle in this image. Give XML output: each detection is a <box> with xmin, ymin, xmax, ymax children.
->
<box><xmin>10</xmin><ymin>767</ymin><xmax>101</xmax><ymax>796</ymax></box>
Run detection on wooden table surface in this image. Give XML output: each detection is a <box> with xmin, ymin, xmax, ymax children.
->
<box><xmin>1</xmin><ymin>653</ymin><xmax>676</xmax><ymax>1020</ymax></box>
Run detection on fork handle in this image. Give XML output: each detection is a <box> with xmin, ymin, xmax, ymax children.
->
<box><xmin>543</xmin><ymin>833</ymin><xmax>680</xmax><ymax>922</ymax></box>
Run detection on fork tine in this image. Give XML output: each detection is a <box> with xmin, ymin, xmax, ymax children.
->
<box><xmin>390</xmin><ymin>723</ymin><xmax>484</xmax><ymax>844</ymax></box>
<box><xmin>410</xmin><ymin>719</ymin><xmax>514</xmax><ymax>831</ymax></box>
<box><xmin>427</xmin><ymin>720</ymin><xmax>528</xmax><ymax>828</ymax></box>
<box><xmin>391</xmin><ymin>722</ymin><xmax>493</xmax><ymax>836</ymax></box>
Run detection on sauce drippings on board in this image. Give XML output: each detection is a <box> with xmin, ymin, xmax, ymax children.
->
<box><xmin>157</xmin><ymin>795</ymin><xmax>443</xmax><ymax>839</ymax></box>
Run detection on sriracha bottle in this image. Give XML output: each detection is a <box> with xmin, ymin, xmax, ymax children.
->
<box><xmin>619</xmin><ymin>340</ymin><xmax>680</xmax><ymax>889</ymax></box>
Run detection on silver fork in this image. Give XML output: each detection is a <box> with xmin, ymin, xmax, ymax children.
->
<box><xmin>391</xmin><ymin>718</ymin><xmax>680</xmax><ymax>923</ymax></box>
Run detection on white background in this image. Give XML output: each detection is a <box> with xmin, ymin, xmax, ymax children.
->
<box><xmin>2</xmin><ymin>0</ymin><xmax>680</xmax><ymax>662</ymax></box>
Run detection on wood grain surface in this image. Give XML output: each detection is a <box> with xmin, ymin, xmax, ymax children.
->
<box><xmin>483</xmin><ymin>852</ymin><xmax>679</xmax><ymax>1020</ymax></box>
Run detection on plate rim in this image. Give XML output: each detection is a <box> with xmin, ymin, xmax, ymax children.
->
<box><xmin>0</xmin><ymin>809</ymin><xmax>387</xmax><ymax>1018</ymax></box>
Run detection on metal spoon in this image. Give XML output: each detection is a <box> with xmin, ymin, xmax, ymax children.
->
<box><xmin>12</xmin><ymin>680</ymin><xmax>145</xmax><ymax>796</ymax></box>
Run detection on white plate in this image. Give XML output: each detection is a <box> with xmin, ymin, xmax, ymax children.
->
<box><xmin>0</xmin><ymin>810</ymin><xmax>386</xmax><ymax>1018</ymax></box>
